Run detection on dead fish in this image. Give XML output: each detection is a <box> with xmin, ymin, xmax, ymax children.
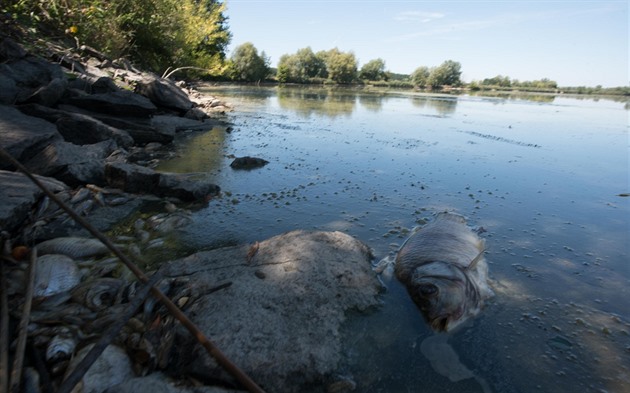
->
<box><xmin>71</xmin><ymin>277</ymin><xmax>124</xmax><ymax>311</ymax></box>
<box><xmin>37</xmin><ymin>237</ymin><xmax>110</xmax><ymax>259</ymax></box>
<box><xmin>34</xmin><ymin>254</ymin><xmax>82</xmax><ymax>298</ymax></box>
<box><xmin>394</xmin><ymin>212</ymin><xmax>494</xmax><ymax>332</ymax></box>
<box><xmin>46</xmin><ymin>333</ymin><xmax>77</xmax><ymax>362</ymax></box>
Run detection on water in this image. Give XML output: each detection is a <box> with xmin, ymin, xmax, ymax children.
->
<box><xmin>156</xmin><ymin>86</ymin><xmax>630</xmax><ymax>392</ymax></box>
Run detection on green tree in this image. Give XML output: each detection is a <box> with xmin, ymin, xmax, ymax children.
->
<box><xmin>427</xmin><ymin>60</ymin><xmax>462</xmax><ymax>88</ymax></box>
<box><xmin>323</xmin><ymin>48</ymin><xmax>357</xmax><ymax>84</ymax></box>
<box><xmin>276</xmin><ymin>47</ymin><xmax>327</xmax><ymax>83</ymax></box>
<box><xmin>230</xmin><ymin>42</ymin><xmax>270</xmax><ymax>82</ymax></box>
<box><xmin>411</xmin><ymin>66</ymin><xmax>430</xmax><ymax>88</ymax></box>
<box><xmin>359</xmin><ymin>58</ymin><xmax>387</xmax><ymax>81</ymax></box>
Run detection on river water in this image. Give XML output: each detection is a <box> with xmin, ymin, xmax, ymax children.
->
<box><xmin>155</xmin><ymin>86</ymin><xmax>629</xmax><ymax>392</ymax></box>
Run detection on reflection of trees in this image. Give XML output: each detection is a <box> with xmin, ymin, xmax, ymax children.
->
<box><xmin>155</xmin><ymin>127</ymin><xmax>226</xmax><ymax>174</ymax></box>
<box><xmin>276</xmin><ymin>87</ymin><xmax>357</xmax><ymax>118</ymax></box>
<box><xmin>411</xmin><ymin>96</ymin><xmax>458</xmax><ymax>116</ymax></box>
<box><xmin>470</xmin><ymin>91</ymin><xmax>556</xmax><ymax>103</ymax></box>
<box><xmin>358</xmin><ymin>93</ymin><xmax>385</xmax><ymax>113</ymax></box>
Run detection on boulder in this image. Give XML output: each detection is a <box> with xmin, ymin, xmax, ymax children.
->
<box><xmin>150</xmin><ymin>115</ymin><xmax>223</xmax><ymax>134</ymax></box>
<box><xmin>0</xmin><ymin>170</ymin><xmax>69</xmax><ymax>233</ymax></box>
<box><xmin>230</xmin><ymin>156</ymin><xmax>269</xmax><ymax>170</ymax></box>
<box><xmin>23</xmin><ymin>140</ymin><xmax>117</xmax><ymax>186</ymax></box>
<box><xmin>107</xmin><ymin>373</ymin><xmax>238</xmax><ymax>393</ymax></box>
<box><xmin>164</xmin><ymin>230</ymin><xmax>382</xmax><ymax>392</ymax></box>
<box><xmin>68</xmin><ymin>74</ymin><xmax>119</xmax><ymax>94</ymax></box>
<box><xmin>157</xmin><ymin>173</ymin><xmax>220</xmax><ymax>201</ymax></box>
<box><xmin>0</xmin><ymin>56</ymin><xmax>64</xmax><ymax>88</ymax></box>
<box><xmin>23</xmin><ymin>77</ymin><xmax>68</xmax><ymax>107</ymax></box>
<box><xmin>136</xmin><ymin>76</ymin><xmax>193</xmax><ymax>113</ymax></box>
<box><xmin>104</xmin><ymin>162</ymin><xmax>220</xmax><ymax>201</ymax></box>
<box><xmin>65</xmin><ymin>90</ymin><xmax>157</xmax><ymax>117</ymax></box>
<box><xmin>65</xmin><ymin>344</ymin><xmax>135</xmax><ymax>393</ymax></box>
<box><xmin>0</xmin><ymin>74</ymin><xmax>17</xmax><ymax>104</ymax></box>
<box><xmin>0</xmin><ymin>105</ymin><xmax>62</xmax><ymax>169</ymax></box>
<box><xmin>17</xmin><ymin>104</ymin><xmax>134</xmax><ymax>148</ymax></box>
<box><xmin>0</xmin><ymin>38</ymin><xmax>28</xmax><ymax>61</ymax></box>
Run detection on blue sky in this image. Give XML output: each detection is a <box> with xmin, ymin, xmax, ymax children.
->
<box><xmin>225</xmin><ymin>1</ymin><xmax>628</xmax><ymax>87</ymax></box>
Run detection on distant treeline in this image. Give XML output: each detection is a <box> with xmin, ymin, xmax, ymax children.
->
<box><xmin>4</xmin><ymin>2</ymin><xmax>626</xmax><ymax>94</ymax></box>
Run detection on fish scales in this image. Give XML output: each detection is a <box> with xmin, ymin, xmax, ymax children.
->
<box><xmin>37</xmin><ymin>237</ymin><xmax>110</xmax><ymax>259</ymax></box>
<box><xmin>394</xmin><ymin>212</ymin><xmax>493</xmax><ymax>332</ymax></box>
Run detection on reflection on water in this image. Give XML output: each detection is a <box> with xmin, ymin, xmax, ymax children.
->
<box><xmin>155</xmin><ymin>85</ymin><xmax>629</xmax><ymax>393</ymax></box>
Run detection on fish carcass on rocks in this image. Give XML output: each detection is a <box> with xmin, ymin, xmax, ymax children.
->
<box><xmin>394</xmin><ymin>212</ymin><xmax>494</xmax><ymax>332</ymax></box>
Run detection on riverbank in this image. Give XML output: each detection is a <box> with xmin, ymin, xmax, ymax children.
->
<box><xmin>0</xmin><ymin>34</ymin><xmax>384</xmax><ymax>393</ymax></box>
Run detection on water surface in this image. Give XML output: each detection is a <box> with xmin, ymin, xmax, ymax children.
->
<box><xmin>156</xmin><ymin>86</ymin><xmax>629</xmax><ymax>392</ymax></box>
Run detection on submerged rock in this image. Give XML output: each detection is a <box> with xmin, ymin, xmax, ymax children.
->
<box><xmin>229</xmin><ymin>156</ymin><xmax>269</xmax><ymax>170</ymax></box>
<box><xmin>164</xmin><ymin>230</ymin><xmax>382</xmax><ymax>392</ymax></box>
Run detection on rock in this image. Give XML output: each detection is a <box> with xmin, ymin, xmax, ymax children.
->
<box><xmin>23</xmin><ymin>139</ymin><xmax>117</xmax><ymax>186</ymax></box>
<box><xmin>17</xmin><ymin>104</ymin><xmax>134</xmax><ymax>148</ymax></box>
<box><xmin>65</xmin><ymin>90</ymin><xmax>157</xmax><ymax>117</ymax></box>
<box><xmin>164</xmin><ymin>230</ymin><xmax>382</xmax><ymax>393</ymax></box>
<box><xmin>23</xmin><ymin>77</ymin><xmax>68</xmax><ymax>107</ymax></box>
<box><xmin>104</xmin><ymin>162</ymin><xmax>220</xmax><ymax>201</ymax></box>
<box><xmin>157</xmin><ymin>173</ymin><xmax>220</xmax><ymax>202</ymax></box>
<box><xmin>104</xmin><ymin>162</ymin><xmax>161</xmax><ymax>194</ymax></box>
<box><xmin>230</xmin><ymin>156</ymin><xmax>269</xmax><ymax>170</ymax></box>
<box><xmin>136</xmin><ymin>76</ymin><xmax>194</xmax><ymax>113</ymax></box>
<box><xmin>0</xmin><ymin>74</ymin><xmax>17</xmax><ymax>104</ymax></box>
<box><xmin>65</xmin><ymin>344</ymin><xmax>135</xmax><ymax>393</ymax></box>
<box><xmin>68</xmin><ymin>74</ymin><xmax>119</xmax><ymax>94</ymax></box>
<box><xmin>0</xmin><ymin>170</ymin><xmax>69</xmax><ymax>233</ymax></box>
<box><xmin>0</xmin><ymin>56</ymin><xmax>64</xmax><ymax>89</ymax></box>
<box><xmin>0</xmin><ymin>38</ymin><xmax>28</xmax><ymax>61</ymax></box>
<box><xmin>106</xmin><ymin>372</ymin><xmax>238</xmax><ymax>393</ymax></box>
<box><xmin>150</xmin><ymin>114</ymin><xmax>224</xmax><ymax>134</ymax></box>
<box><xmin>0</xmin><ymin>105</ymin><xmax>62</xmax><ymax>169</ymax></box>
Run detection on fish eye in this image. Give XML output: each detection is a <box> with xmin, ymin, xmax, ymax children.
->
<box><xmin>418</xmin><ymin>283</ymin><xmax>438</xmax><ymax>297</ymax></box>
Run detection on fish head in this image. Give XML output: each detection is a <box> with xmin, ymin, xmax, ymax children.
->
<box><xmin>409</xmin><ymin>263</ymin><xmax>471</xmax><ymax>332</ymax></box>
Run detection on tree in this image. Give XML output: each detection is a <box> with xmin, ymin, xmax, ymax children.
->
<box><xmin>359</xmin><ymin>58</ymin><xmax>387</xmax><ymax>81</ymax></box>
<box><xmin>323</xmin><ymin>48</ymin><xmax>357</xmax><ymax>84</ymax></box>
<box><xmin>276</xmin><ymin>47</ymin><xmax>327</xmax><ymax>83</ymax></box>
<box><xmin>427</xmin><ymin>60</ymin><xmax>462</xmax><ymax>88</ymax></box>
<box><xmin>411</xmin><ymin>66</ymin><xmax>430</xmax><ymax>88</ymax></box>
<box><xmin>230</xmin><ymin>42</ymin><xmax>270</xmax><ymax>82</ymax></box>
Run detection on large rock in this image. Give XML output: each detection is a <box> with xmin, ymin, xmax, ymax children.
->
<box><xmin>164</xmin><ymin>230</ymin><xmax>383</xmax><ymax>392</ymax></box>
<box><xmin>0</xmin><ymin>170</ymin><xmax>68</xmax><ymax>233</ymax></box>
<box><xmin>0</xmin><ymin>74</ymin><xmax>17</xmax><ymax>104</ymax></box>
<box><xmin>23</xmin><ymin>140</ymin><xmax>117</xmax><ymax>186</ymax></box>
<box><xmin>23</xmin><ymin>77</ymin><xmax>68</xmax><ymax>106</ymax></box>
<box><xmin>104</xmin><ymin>162</ymin><xmax>220</xmax><ymax>201</ymax></box>
<box><xmin>0</xmin><ymin>105</ymin><xmax>62</xmax><ymax>169</ymax></box>
<box><xmin>107</xmin><ymin>373</ymin><xmax>237</xmax><ymax>393</ymax></box>
<box><xmin>136</xmin><ymin>76</ymin><xmax>194</xmax><ymax>113</ymax></box>
<box><xmin>65</xmin><ymin>90</ymin><xmax>157</xmax><ymax>117</ymax></box>
<box><xmin>17</xmin><ymin>104</ymin><xmax>134</xmax><ymax>148</ymax></box>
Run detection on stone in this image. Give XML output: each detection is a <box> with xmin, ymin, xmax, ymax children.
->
<box><xmin>157</xmin><ymin>173</ymin><xmax>220</xmax><ymax>202</ymax></box>
<box><xmin>230</xmin><ymin>156</ymin><xmax>269</xmax><ymax>170</ymax></box>
<box><xmin>23</xmin><ymin>140</ymin><xmax>117</xmax><ymax>186</ymax></box>
<box><xmin>0</xmin><ymin>56</ymin><xmax>64</xmax><ymax>88</ymax></box>
<box><xmin>104</xmin><ymin>162</ymin><xmax>161</xmax><ymax>194</ymax></box>
<box><xmin>107</xmin><ymin>373</ymin><xmax>238</xmax><ymax>393</ymax></box>
<box><xmin>66</xmin><ymin>90</ymin><xmax>158</xmax><ymax>117</ymax></box>
<box><xmin>150</xmin><ymin>115</ymin><xmax>224</xmax><ymax>134</ymax></box>
<box><xmin>0</xmin><ymin>105</ymin><xmax>62</xmax><ymax>169</ymax></box>
<box><xmin>17</xmin><ymin>104</ymin><xmax>134</xmax><ymax>148</ymax></box>
<box><xmin>0</xmin><ymin>74</ymin><xmax>17</xmax><ymax>105</ymax></box>
<box><xmin>164</xmin><ymin>230</ymin><xmax>382</xmax><ymax>393</ymax></box>
<box><xmin>68</xmin><ymin>74</ymin><xmax>119</xmax><ymax>94</ymax></box>
<box><xmin>136</xmin><ymin>76</ymin><xmax>194</xmax><ymax>113</ymax></box>
<box><xmin>0</xmin><ymin>38</ymin><xmax>28</xmax><ymax>61</ymax></box>
<box><xmin>23</xmin><ymin>77</ymin><xmax>68</xmax><ymax>106</ymax></box>
<box><xmin>65</xmin><ymin>344</ymin><xmax>135</xmax><ymax>393</ymax></box>
<box><xmin>0</xmin><ymin>170</ymin><xmax>69</xmax><ymax>233</ymax></box>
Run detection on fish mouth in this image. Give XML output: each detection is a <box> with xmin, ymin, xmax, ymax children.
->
<box><xmin>429</xmin><ymin>307</ymin><xmax>464</xmax><ymax>332</ymax></box>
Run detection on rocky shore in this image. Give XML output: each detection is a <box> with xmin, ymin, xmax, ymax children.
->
<box><xmin>0</xmin><ymin>36</ymin><xmax>383</xmax><ymax>393</ymax></box>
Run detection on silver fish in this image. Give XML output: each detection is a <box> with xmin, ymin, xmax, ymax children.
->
<box><xmin>34</xmin><ymin>254</ymin><xmax>82</xmax><ymax>298</ymax></box>
<box><xmin>36</xmin><ymin>237</ymin><xmax>110</xmax><ymax>259</ymax></box>
<box><xmin>394</xmin><ymin>212</ymin><xmax>494</xmax><ymax>331</ymax></box>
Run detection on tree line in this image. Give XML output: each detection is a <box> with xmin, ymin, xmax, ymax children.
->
<box><xmin>5</xmin><ymin>2</ymin><xmax>626</xmax><ymax>94</ymax></box>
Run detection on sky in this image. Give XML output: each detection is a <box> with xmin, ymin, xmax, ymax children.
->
<box><xmin>224</xmin><ymin>0</ymin><xmax>628</xmax><ymax>87</ymax></box>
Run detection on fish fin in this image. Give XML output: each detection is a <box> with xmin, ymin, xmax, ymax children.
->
<box><xmin>466</xmin><ymin>249</ymin><xmax>485</xmax><ymax>271</ymax></box>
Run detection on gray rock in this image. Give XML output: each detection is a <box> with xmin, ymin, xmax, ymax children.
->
<box><xmin>230</xmin><ymin>156</ymin><xmax>269</xmax><ymax>170</ymax></box>
<box><xmin>66</xmin><ymin>90</ymin><xmax>157</xmax><ymax>117</ymax></box>
<box><xmin>65</xmin><ymin>344</ymin><xmax>134</xmax><ymax>393</ymax></box>
<box><xmin>136</xmin><ymin>76</ymin><xmax>193</xmax><ymax>113</ymax></box>
<box><xmin>104</xmin><ymin>162</ymin><xmax>220</xmax><ymax>201</ymax></box>
<box><xmin>150</xmin><ymin>115</ymin><xmax>223</xmax><ymax>134</ymax></box>
<box><xmin>104</xmin><ymin>162</ymin><xmax>160</xmax><ymax>194</ymax></box>
<box><xmin>23</xmin><ymin>140</ymin><xmax>117</xmax><ymax>186</ymax></box>
<box><xmin>68</xmin><ymin>74</ymin><xmax>119</xmax><ymax>94</ymax></box>
<box><xmin>164</xmin><ymin>230</ymin><xmax>382</xmax><ymax>392</ymax></box>
<box><xmin>0</xmin><ymin>74</ymin><xmax>17</xmax><ymax>104</ymax></box>
<box><xmin>0</xmin><ymin>38</ymin><xmax>28</xmax><ymax>61</ymax></box>
<box><xmin>0</xmin><ymin>105</ymin><xmax>62</xmax><ymax>169</ymax></box>
<box><xmin>157</xmin><ymin>173</ymin><xmax>220</xmax><ymax>201</ymax></box>
<box><xmin>0</xmin><ymin>56</ymin><xmax>64</xmax><ymax>88</ymax></box>
<box><xmin>0</xmin><ymin>170</ymin><xmax>68</xmax><ymax>233</ymax></box>
<box><xmin>23</xmin><ymin>77</ymin><xmax>68</xmax><ymax>106</ymax></box>
<box><xmin>17</xmin><ymin>104</ymin><xmax>134</xmax><ymax>148</ymax></box>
